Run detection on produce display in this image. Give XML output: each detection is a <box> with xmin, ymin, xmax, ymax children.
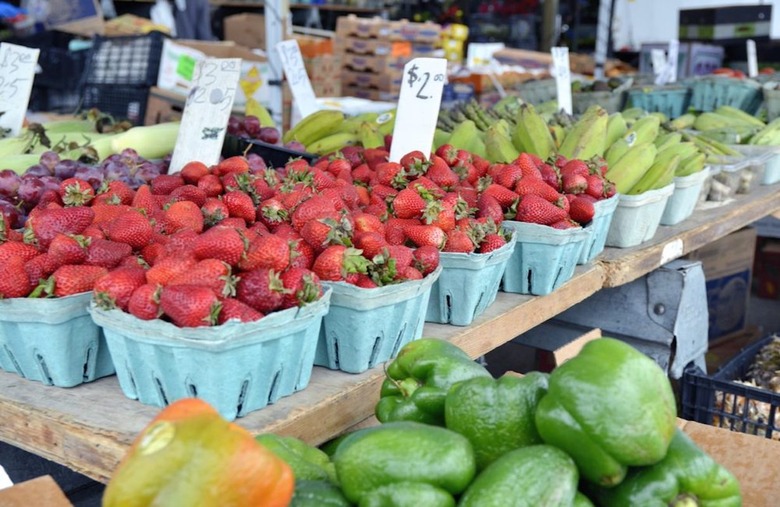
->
<box><xmin>102</xmin><ymin>337</ymin><xmax>742</xmax><ymax>507</ymax></box>
<box><xmin>282</xmin><ymin>109</ymin><xmax>396</xmax><ymax>155</ymax></box>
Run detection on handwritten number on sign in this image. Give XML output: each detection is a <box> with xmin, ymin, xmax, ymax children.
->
<box><xmin>281</xmin><ymin>45</ymin><xmax>307</xmax><ymax>87</ymax></box>
<box><xmin>0</xmin><ymin>48</ymin><xmax>32</xmax><ymax>100</ymax></box>
<box><xmin>407</xmin><ymin>64</ymin><xmax>444</xmax><ymax>101</ymax></box>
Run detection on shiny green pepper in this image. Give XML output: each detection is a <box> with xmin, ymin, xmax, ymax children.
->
<box><xmin>290</xmin><ymin>480</ymin><xmax>351</xmax><ymax>507</ymax></box>
<box><xmin>255</xmin><ymin>434</ymin><xmax>337</xmax><ymax>484</ymax></box>
<box><xmin>359</xmin><ymin>482</ymin><xmax>454</xmax><ymax>507</ymax></box>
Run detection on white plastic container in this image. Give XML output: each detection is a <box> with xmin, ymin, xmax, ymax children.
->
<box><xmin>732</xmin><ymin>144</ymin><xmax>780</xmax><ymax>186</ymax></box>
<box><xmin>661</xmin><ymin>167</ymin><xmax>711</xmax><ymax>226</ymax></box>
<box><xmin>606</xmin><ymin>182</ymin><xmax>675</xmax><ymax>248</ymax></box>
<box><xmin>708</xmin><ymin>157</ymin><xmax>752</xmax><ymax>200</ymax></box>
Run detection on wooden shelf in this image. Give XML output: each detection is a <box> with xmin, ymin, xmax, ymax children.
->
<box><xmin>1</xmin><ymin>182</ymin><xmax>778</xmax><ymax>484</ymax></box>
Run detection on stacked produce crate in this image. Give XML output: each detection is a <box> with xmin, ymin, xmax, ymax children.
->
<box><xmin>335</xmin><ymin>15</ymin><xmax>442</xmax><ymax>102</ymax></box>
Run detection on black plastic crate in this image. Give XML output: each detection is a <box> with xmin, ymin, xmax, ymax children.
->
<box><xmin>80</xmin><ymin>85</ymin><xmax>149</xmax><ymax>125</ymax></box>
<box><xmin>81</xmin><ymin>31</ymin><xmax>166</xmax><ymax>87</ymax></box>
<box><xmin>29</xmin><ymin>88</ymin><xmax>81</xmax><ymax>114</ymax></box>
<box><xmin>36</xmin><ymin>47</ymin><xmax>89</xmax><ymax>90</ymax></box>
<box><xmin>222</xmin><ymin>134</ymin><xmax>316</xmax><ymax>169</ymax></box>
<box><xmin>682</xmin><ymin>335</ymin><xmax>780</xmax><ymax>439</ymax></box>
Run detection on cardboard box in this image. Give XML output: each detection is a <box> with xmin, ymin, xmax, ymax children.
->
<box><xmin>679</xmin><ymin>5</ymin><xmax>772</xmax><ymax>41</ymax></box>
<box><xmin>336</xmin><ymin>15</ymin><xmax>442</xmax><ymax>44</ymax></box>
<box><xmin>341</xmin><ymin>69</ymin><xmax>402</xmax><ymax>92</ymax></box>
<box><xmin>0</xmin><ymin>475</ymin><xmax>73</xmax><ymax>506</ymax></box>
<box><xmin>156</xmin><ymin>39</ymin><xmax>270</xmax><ymax>108</ymax></box>
<box><xmin>341</xmin><ymin>84</ymin><xmax>399</xmax><ymax>103</ymax></box>
<box><xmin>686</xmin><ymin>228</ymin><xmax>757</xmax><ymax>340</ymax></box>
<box><xmin>335</xmin><ymin>37</ymin><xmax>413</xmax><ymax>57</ymax></box>
<box><xmin>223</xmin><ymin>13</ymin><xmax>266</xmax><ymax>50</ymax></box>
<box><xmin>753</xmin><ymin>238</ymin><xmax>780</xmax><ymax>299</ymax></box>
<box><xmin>341</xmin><ymin>53</ymin><xmax>409</xmax><ymax>74</ymax></box>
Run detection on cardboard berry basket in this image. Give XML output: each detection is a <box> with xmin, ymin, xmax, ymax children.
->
<box><xmin>316</xmin><ymin>266</ymin><xmax>442</xmax><ymax>374</ymax></box>
<box><xmin>88</xmin><ymin>289</ymin><xmax>331</xmax><ymax>421</ymax></box>
<box><xmin>426</xmin><ymin>233</ymin><xmax>516</xmax><ymax>326</ymax></box>
<box><xmin>0</xmin><ymin>292</ymin><xmax>114</xmax><ymax>387</ymax></box>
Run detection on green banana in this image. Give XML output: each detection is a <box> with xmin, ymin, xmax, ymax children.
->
<box><xmin>342</xmin><ymin>112</ymin><xmax>381</xmax><ymax>133</ymax></box>
<box><xmin>466</xmin><ymin>136</ymin><xmax>488</xmax><ymax>159</ymax></box>
<box><xmin>648</xmin><ymin>112</ymin><xmax>669</xmax><ymax>124</ymax></box>
<box><xmin>676</xmin><ymin>152</ymin><xmax>707</xmax><ymax>177</ymax></box>
<box><xmin>558</xmin><ymin>105</ymin><xmax>609</xmax><ymax>160</ymax></box>
<box><xmin>485</xmin><ymin>124</ymin><xmax>520</xmax><ymax>163</ymax></box>
<box><xmin>714</xmin><ymin>105</ymin><xmax>766</xmax><ymax>128</ymax></box>
<box><xmin>549</xmin><ymin>124</ymin><xmax>565</xmax><ymax>150</ymax></box>
<box><xmin>625</xmin><ymin>115</ymin><xmax>661</xmax><ymax>147</ymax></box>
<box><xmin>306</xmin><ymin>132</ymin><xmax>359</xmax><ymax>155</ymax></box>
<box><xmin>668</xmin><ymin>113</ymin><xmax>697</xmax><ymax>131</ymax></box>
<box><xmin>433</xmin><ymin>129</ymin><xmax>451</xmax><ymax>150</ymax></box>
<box><xmin>627</xmin><ymin>154</ymin><xmax>679</xmax><ymax>195</ymax></box>
<box><xmin>358</xmin><ymin>122</ymin><xmax>385</xmax><ymax>149</ymax></box>
<box><xmin>688</xmin><ymin>131</ymin><xmax>741</xmax><ymax>157</ymax></box>
<box><xmin>748</xmin><ymin>117</ymin><xmax>780</xmax><ymax>145</ymax></box>
<box><xmin>283</xmin><ymin>109</ymin><xmax>346</xmax><ymax>146</ymax></box>
<box><xmin>605</xmin><ymin>113</ymin><xmax>628</xmax><ymax>150</ymax></box>
<box><xmin>654</xmin><ymin>132</ymin><xmax>683</xmax><ymax>152</ymax></box>
<box><xmin>621</xmin><ymin>107</ymin><xmax>647</xmax><ymax>122</ymax></box>
<box><xmin>493</xmin><ymin>119</ymin><xmax>513</xmax><ymax>141</ymax></box>
<box><xmin>605</xmin><ymin>142</ymin><xmax>658</xmax><ymax>193</ymax></box>
<box><xmin>511</xmin><ymin>103</ymin><xmax>556</xmax><ymax>160</ymax></box>
<box><xmin>605</xmin><ymin>138</ymin><xmax>632</xmax><ymax>168</ymax></box>
<box><xmin>698</xmin><ymin>126</ymin><xmax>759</xmax><ymax>145</ymax></box>
<box><xmin>694</xmin><ymin>111</ymin><xmax>755</xmax><ymax>132</ymax></box>
<box><xmin>448</xmin><ymin>120</ymin><xmax>479</xmax><ymax>151</ymax></box>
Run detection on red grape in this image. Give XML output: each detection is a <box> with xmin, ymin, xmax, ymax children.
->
<box><xmin>0</xmin><ymin>170</ymin><xmax>21</xmax><ymax>199</ymax></box>
<box><xmin>244</xmin><ymin>116</ymin><xmax>262</xmax><ymax>137</ymax></box>
<box><xmin>259</xmin><ymin>127</ymin><xmax>280</xmax><ymax>145</ymax></box>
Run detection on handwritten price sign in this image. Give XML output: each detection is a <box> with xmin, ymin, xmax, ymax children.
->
<box><xmin>0</xmin><ymin>43</ymin><xmax>40</xmax><ymax>137</ymax></box>
<box><xmin>551</xmin><ymin>47</ymin><xmax>572</xmax><ymax>115</ymax></box>
<box><xmin>389</xmin><ymin>57</ymin><xmax>448</xmax><ymax>163</ymax></box>
<box><xmin>276</xmin><ymin>39</ymin><xmax>318</xmax><ymax>119</ymax></box>
<box><xmin>169</xmin><ymin>58</ymin><xmax>241</xmax><ymax>173</ymax></box>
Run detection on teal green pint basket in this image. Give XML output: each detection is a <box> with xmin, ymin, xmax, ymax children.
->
<box><xmin>578</xmin><ymin>194</ymin><xmax>619</xmax><ymax>264</ymax></box>
<box><xmin>0</xmin><ymin>292</ymin><xmax>114</xmax><ymax>387</ymax></box>
<box><xmin>687</xmin><ymin>77</ymin><xmax>762</xmax><ymax>114</ymax></box>
<box><xmin>426</xmin><ymin>233</ymin><xmax>515</xmax><ymax>326</ymax></box>
<box><xmin>626</xmin><ymin>86</ymin><xmax>691</xmax><ymax>118</ymax></box>
<box><xmin>316</xmin><ymin>266</ymin><xmax>441</xmax><ymax>374</ymax></box>
<box><xmin>500</xmin><ymin>221</ymin><xmax>589</xmax><ymax>296</ymax></box>
<box><xmin>88</xmin><ymin>290</ymin><xmax>330</xmax><ymax>421</ymax></box>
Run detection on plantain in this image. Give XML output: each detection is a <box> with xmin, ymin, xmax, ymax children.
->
<box><xmin>714</xmin><ymin>105</ymin><xmax>766</xmax><ymax>128</ymax></box>
<box><xmin>283</xmin><ymin>109</ymin><xmax>345</xmax><ymax>146</ymax></box>
<box><xmin>448</xmin><ymin>120</ymin><xmax>479</xmax><ymax>151</ymax></box>
<box><xmin>621</xmin><ymin>107</ymin><xmax>647</xmax><ymax>122</ymax></box>
<box><xmin>694</xmin><ymin>111</ymin><xmax>754</xmax><ymax>132</ymax></box>
<box><xmin>748</xmin><ymin>117</ymin><xmax>780</xmax><ymax>145</ymax></box>
<box><xmin>648</xmin><ymin>111</ymin><xmax>669</xmax><ymax>124</ymax></box>
<box><xmin>342</xmin><ymin>112</ymin><xmax>381</xmax><ymax>133</ymax></box>
<box><xmin>549</xmin><ymin>123</ymin><xmax>566</xmax><ymax>149</ymax></box>
<box><xmin>668</xmin><ymin>112</ymin><xmax>697</xmax><ymax>131</ymax></box>
<box><xmin>512</xmin><ymin>102</ymin><xmax>556</xmax><ymax>160</ymax></box>
<box><xmin>625</xmin><ymin>115</ymin><xmax>661</xmax><ymax>147</ymax></box>
<box><xmin>627</xmin><ymin>154</ymin><xmax>679</xmax><ymax>194</ymax></box>
<box><xmin>433</xmin><ymin>129</ymin><xmax>451</xmax><ymax>150</ymax></box>
<box><xmin>605</xmin><ymin>112</ymin><xmax>628</xmax><ymax>150</ymax></box>
<box><xmin>558</xmin><ymin>105</ymin><xmax>609</xmax><ymax>160</ymax></box>
<box><xmin>376</xmin><ymin>110</ymin><xmax>397</xmax><ymax>136</ymax></box>
<box><xmin>306</xmin><ymin>132</ymin><xmax>359</xmax><ymax>155</ymax></box>
<box><xmin>698</xmin><ymin>125</ymin><xmax>759</xmax><ymax>145</ymax></box>
<box><xmin>485</xmin><ymin>124</ymin><xmax>520</xmax><ymax>163</ymax></box>
<box><xmin>605</xmin><ymin>137</ymin><xmax>632</xmax><ymax>168</ymax></box>
<box><xmin>466</xmin><ymin>135</ymin><xmax>488</xmax><ymax>159</ymax></box>
<box><xmin>605</xmin><ymin>142</ymin><xmax>658</xmax><ymax>193</ymax></box>
<box><xmin>358</xmin><ymin>122</ymin><xmax>385</xmax><ymax>149</ymax></box>
<box><xmin>676</xmin><ymin>152</ymin><xmax>707</xmax><ymax>177</ymax></box>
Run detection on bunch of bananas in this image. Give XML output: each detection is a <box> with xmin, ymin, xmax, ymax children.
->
<box><xmin>672</xmin><ymin>105</ymin><xmax>780</xmax><ymax>146</ymax></box>
<box><xmin>283</xmin><ymin>109</ymin><xmax>396</xmax><ymax>155</ymax></box>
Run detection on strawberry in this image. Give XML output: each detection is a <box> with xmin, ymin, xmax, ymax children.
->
<box><xmin>164</xmin><ymin>200</ymin><xmax>205</xmax><ymax>234</ymax></box>
<box><xmin>279</xmin><ymin>186</ymin><xmax>315</xmax><ymax>212</ymax></box>
<box><xmin>197</xmin><ymin>174</ymin><xmax>224</xmax><ymax>197</ymax></box>
<box><xmin>257</xmin><ymin>197</ymin><xmax>289</xmax><ymax>229</ymax></box>
<box><xmin>482</xmin><ymin>184</ymin><xmax>520</xmax><ymax>210</ymax></box>
<box><xmin>169</xmin><ymin>258</ymin><xmax>237</xmax><ymax>297</ymax></box>
<box><xmin>218</xmin><ymin>298</ymin><xmax>263</xmax><ymax>324</ymax></box>
<box><xmin>169</xmin><ymin>185</ymin><xmax>207</xmax><ymax>207</ymax></box>
<box><xmin>405</xmin><ymin>224</ymin><xmax>446</xmax><ymax>249</ymax></box>
<box><xmin>0</xmin><ymin>241</ymin><xmax>40</xmax><ymax>263</ymax></box>
<box><xmin>354</xmin><ymin>274</ymin><xmax>378</xmax><ymax>288</ymax></box>
<box><xmin>150</xmin><ymin>174</ymin><xmax>185</xmax><ymax>195</ymax></box>
<box><xmin>426</xmin><ymin>155</ymin><xmax>459</xmax><ymax>190</ymax></box>
<box><xmin>453</xmin><ymin>162</ymin><xmax>479</xmax><ymax>185</ymax></box>
<box><xmin>180</xmin><ymin>161</ymin><xmax>210</xmax><ymax>184</ymax></box>
<box><xmin>193</xmin><ymin>226</ymin><xmax>246</xmax><ymax>266</ymax></box>
<box><xmin>539</xmin><ymin>163</ymin><xmax>561</xmax><ymax>191</ymax></box>
<box><xmin>145</xmin><ymin>255</ymin><xmax>197</xmax><ymax>286</ymax></box>
<box><xmin>285</xmin><ymin>158</ymin><xmax>311</xmax><ymax>173</ymax></box>
<box><xmin>327</xmin><ymin>157</ymin><xmax>352</xmax><ymax>177</ymax></box>
<box><xmin>476</xmin><ymin>194</ymin><xmax>504</xmax><ymax>224</ymax></box>
<box><xmin>250</xmin><ymin>177</ymin><xmax>275</xmax><ymax>202</ymax></box>
<box><xmin>24</xmin><ymin>253</ymin><xmax>58</xmax><ymax>287</ymax></box>
<box><xmin>235</xmin><ymin>268</ymin><xmax>287</xmax><ymax>313</ymax></box>
<box><xmin>291</xmin><ymin>195</ymin><xmax>336</xmax><ymax>231</ymax></box>
<box><xmin>494</xmin><ymin>164</ymin><xmax>523</xmax><ymax>189</ymax></box>
<box><xmin>514</xmin><ymin>153</ymin><xmax>543</xmax><ymax>180</ymax></box>
<box><xmin>37</xmin><ymin>264</ymin><xmax>108</xmax><ymax>297</ymax></box>
<box><xmin>443</xmin><ymin>229</ymin><xmax>475</xmax><ymax>253</ymax></box>
<box><xmin>239</xmin><ymin>233</ymin><xmax>290</xmax><ymax>272</ymax></box>
<box><xmin>392</xmin><ymin>187</ymin><xmax>427</xmax><ymax>219</ymax></box>
<box><xmin>119</xmin><ymin>255</ymin><xmax>148</xmax><ymax>269</ymax></box>
<box><xmin>95</xmin><ymin>180</ymin><xmax>134</xmax><ymax>206</ymax></box>
<box><xmin>472</xmin><ymin>155</ymin><xmax>490</xmax><ymax>176</ymax></box>
<box><xmin>561</xmin><ymin>159</ymin><xmax>590</xmax><ymax>178</ymax></box>
<box><xmin>131</xmin><ymin>185</ymin><xmax>160</xmax><ymax>214</ymax></box>
<box><xmin>201</xmin><ymin>197</ymin><xmax>230</xmax><ymax>227</ymax></box>
<box><xmin>585</xmin><ymin>174</ymin><xmax>608</xmax><ymax>199</ymax></box>
<box><xmin>400</xmin><ymin>150</ymin><xmax>428</xmax><ymax>176</ymax></box>
<box><xmin>128</xmin><ymin>283</ymin><xmax>162</xmax><ymax>320</ymax></box>
<box><xmin>38</xmin><ymin>189</ymin><xmax>63</xmax><ymax>208</ymax></box>
<box><xmin>28</xmin><ymin>206</ymin><xmax>95</xmax><ymax>249</ymax></box>
<box><xmin>92</xmin><ymin>204</ymin><xmax>132</xmax><ymax>226</ymax></box>
<box><xmin>376</xmin><ymin>162</ymin><xmax>406</xmax><ymax>189</ymax></box>
<box><xmin>514</xmin><ymin>194</ymin><xmax>568</xmax><ymax>225</ymax></box>
<box><xmin>215</xmin><ymin>156</ymin><xmax>250</xmax><ymax>176</ymax></box>
<box><xmin>421</xmin><ymin>200</ymin><xmax>456</xmax><ymax>232</ymax></box>
<box><xmin>288</xmin><ymin>238</ymin><xmax>316</xmax><ymax>269</ymax></box>
<box><xmin>219</xmin><ymin>217</ymin><xmax>249</xmax><ymax>230</ymax></box>
<box><xmin>455</xmin><ymin>149</ymin><xmax>473</xmax><ymax>166</ymax></box>
<box><xmin>353</xmin><ymin>212</ymin><xmax>385</xmax><ymax>236</ymax></box>
<box><xmin>562</xmin><ymin>172</ymin><xmax>588</xmax><ymax>195</ymax></box>
<box><xmin>59</xmin><ymin>178</ymin><xmax>94</xmax><ymax>206</ymax></box>
<box><xmin>93</xmin><ymin>266</ymin><xmax>147</xmax><ymax>310</ymax></box>
<box><xmin>413</xmin><ymin>245</ymin><xmax>440</xmax><ymax>275</ymax></box>
<box><xmin>351</xmin><ymin>163</ymin><xmax>374</xmax><ymax>185</ymax></box>
<box><xmin>398</xmin><ymin>266</ymin><xmax>423</xmax><ymax>281</ymax></box>
<box><xmin>106</xmin><ymin>210</ymin><xmax>153</xmax><ymax>250</ymax></box>
<box><xmin>412</xmin><ymin>177</ymin><xmax>445</xmax><ymax>198</ymax></box>
<box><xmin>363</xmin><ymin>148</ymin><xmax>389</xmax><ymax>170</ymax></box>
<box><xmin>0</xmin><ymin>255</ymin><xmax>34</xmax><ymax>298</ymax></box>
<box><xmin>312</xmin><ymin>245</ymin><xmax>371</xmax><ymax>281</ymax></box>
<box><xmin>85</xmin><ymin>239</ymin><xmax>133</xmax><ymax>269</ymax></box>
<box><xmin>280</xmin><ymin>267</ymin><xmax>323</xmax><ymax>309</ymax></box>
<box><xmin>457</xmin><ymin>186</ymin><xmax>479</xmax><ymax>209</ymax></box>
<box><xmin>160</xmin><ymin>285</ymin><xmax>221</xmax><ymax>327</ymax></box>
<box><xmin>551</xmin><ymin>219</ymin><xmax>581</xmax><ymax>230</ymax></box>
<box><xmin>222</xmin><ymin>190</ymin><xmax>256</xmax><ymax>225</ymax></box>
<box><xmin>515</xmin><ymin>178</ymin><xmax>562</xmax><ymax>203</ymax></box>
<box><xmin>435</xmin><ymin>144</ymin><xmax>459</xmax><ymax>166</ymax></box>
<box><xmin>386</xmin><ymin>245</ymin><xmax>414</xmax><ymax>269</ymax></box>
<box><xmin>569</xmin><ymin>195</ymin><xmax>596</xmax><ymax>225</ymax></box>
<box><xmin>479</xmin><ymin>233</ymin><xmax>507</xmax><ymax>253</ymax></box>
<box><xmin>385</xmin><ymin>218</ymin><xmax>420</xmax><ymax>246</ymax></box>
<box><xmin>354</xmin><ymin>231</ymin><xmax>388</xmax><ymax>260</ymax></box>
<box><xmin>300</xmin><ymin>214</ymin><xmax>351</xmax><ymax>253</ymax></box>
<box><xmin>47</xmin><ymin>234</ymin><xmax>88</xmax><ymax>266</ymax></box>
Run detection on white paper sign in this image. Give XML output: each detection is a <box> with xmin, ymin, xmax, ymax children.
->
<box><xmin>666</xmin><ymin>39</ymin><xmax>680</xmax><ymax>83</ymax></box>
<box><xmin>747</xmin><ymin>39</ymin><xmax>758</xmax><ymax>78</ymax></box>
<box><xmin>551</xmin><ymin>47</ymin><xmax>572</xmax><ymax>115</ymax></box>
<box><xmin>169</xmin><ymin>58</ymin><xmax>241</xmax><ymax>173</ymax></box>
<box><xmin>651</xmin><ymin>49</ymin><xmax>667</xmax><ymax>82</ymax></box>
<box><xmin>0</xmin><ymin>43</ymin><xmax>40</xmax><ymax>137</ymax></box>
<box><xmin>276</xmin><ymin>39</ymin><xmax>319</xmax><ymax>119</ymax></box>
<box><xmin>389</xmin><ymin>58</ymin><xmax>448</xmax><ymax>163</ymax></box>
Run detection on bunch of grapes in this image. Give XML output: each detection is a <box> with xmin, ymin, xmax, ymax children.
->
<box><xmin>227</xmin><ymin>115</ymin><xmax>281</xmax><ymax>145</ymax></box>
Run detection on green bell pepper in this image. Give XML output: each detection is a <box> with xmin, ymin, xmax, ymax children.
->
<box><xmin>290</xmin><ymin>480</ymin><xmax>352</xmax><ymax>507</ymax></box>
<box><xmin>332</xmin><ymin>421</ymin><xmax>476</xmax><ymax>504</ymax></box>
<box><xmin>375</xmin><ymin>338</ymin><xmax>491</xmax><ymax>425</ymax></box>
<box><xmin>359</xmin><ymin>482</ymin><xmax>455</xmax><ymax>507</ymax></box>
<box><xmin>585</xmin><ymin>429</ymin><xmax>742</xmax><ymax>507</ymax></box>
<box><xmin>535</xmin><ymin>337</ymin><xmax>677</xmax><ymax>487</ymax></box>
<box><xmin>458</xmin><ymin>445</ymin><xmax>579</xmax><ymax>507</ymax></box>
<box><xmin>444</xmin><ymin>372</ymin><xmax>548</xmax><ymax>471</ymax></box>
<box><xmin>255</xmin><ymin>434</ymin><xmax>337</xmax><ymax>484</ymax></box>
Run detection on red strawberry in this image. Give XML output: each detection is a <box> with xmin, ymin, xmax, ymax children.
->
<box><xmin>290</xmin><ymin>195</ymin><xmax>336</xmax><ymax>231</ymax></box>
<box><xmin>128</xmin><ymin>283</ymin><xmax>162</xmax><ymax>320</ymax></box>
<box><xmin>472</xmin><ymin>155</ymin><xmax>490</xmax><ymax>176</ymax></box>
<box><xmin>421</xmin><ymin>200</ymin><xmax>456</xmax><ymax>232</ymax></box>
<box><xmin>239</xmin><ymin>233</ymin><xmax>290</xmax><ymax>272</ymax></box>
<box><xmin>353</xmin><ymin>212</ymin><xmax>385</xmax><ymax>236</ymax></box>
<box><xmin>47</xmin><ymin>234</ymin><xmax>88</xmax><ymax>266</ymax></box>
<box><xmin>222</xmin><ymin>190</ymin><xmax>256</xmax><ymax>225</ymax></box>
<box><xmin>164</xmin><ymin>200</ymin><xmax>205</xmax><ymax>234</ymax></box>
<box><xmin>514</xmin><ymin>194</ymin><xmax>568</xmax><ymax>225</ymax></box>
<box><xmin>443</xmin><ymin>229</ymin><xmax>475</xmax><ymax>253</ymax></box>
<box><xmin>551</xmin><ymin>219</ymin><xmax>581</xmax><ymax>230</ymax></box>
<box><xmin>94</xmin><ymin>180</ymin><xmax>134</xmax><ymax>206</ymax></box>
<box><xmin>412</xmin><ymin>177</ymin><xmax>445</xmax><ymax>198</ymax></box>
<box><xmin>169</xmin><ymin>258</ymin><xmax>236</xmax><ymax>297</ymax></box>
<box><xmin>250</xmin><ymin>177</ymin><xmax>275</xmax><ymax>202</ymax></box>
<box><xmin>385</xmin><ymin>218</ymin><xmax>419</xmax><ymax>246</ymax></box>
<box><xmin>218</xmin><ymin>298</ymin><xmax>264</xmax><ymax>324</ymax></box>
<box><xmin>400</xmin><ymin>150</ymin><xmax>429</xmax><ymax>176</ymax></box>
<box><xmin>280</xmin><ymin>267</ymin><xmax>323</xmax><ymax>309</ymax></box>
<box><xmin>192</xmin><ymin>226</ymin><xmax>246</xmax><ymax>266</ymax></box>
<box><xmin>354</xmin><ymin>274</ymin><xmax>378</xmax><ymax>288</ymax></box>
<box><xmin>435</xmin><ymin>144</ymin><xmax>459</xmax><ymax>166</ymax></box>
<box><xmin>201</xmin><ymin>197</ymin><xmax>230</xmax><ymax>227</ymax></box>
<box><xmin>197</xmin><ymin>174</ymin><xmax>224</xmax><ymax>197</ymax></box>
<box><xmin>235</xmin><ymin>268</ymin><xmax>287</xmax><ymax>313</ymax></box>
<box><xmin>93</xmin><ymin>266</ymin><xmax>147</xmax><ymax>310</ymax></box>
<box><xmin>312</xmin><ymin>245</ymin><xmax>371</xmax><ymax>281</ymax></box>
<box><xmin>405</xmin><ymin>225</ymin><xmax>446</xmax><ymax>249</ymax></box>
<box><xmin>376</xmin><ymin>161</ymin><xmax>406</xmax><ymax>189</ymax></box>
<box><xmin>354</xmin><ymin>231</ymin><xmax>388</xmax><ymax>260</ymax></box>
<box><xmin>476</xmin><ymin>194</ymin><xmax>504</xmax><ymax>224</ymax></box>
<box><xmin>28</xmin><ymin>206</ymin><xmax>95</xmax><ymax>248</ymax></box>
<box><xmin>130</xmin><ymin>185</ymin><xmax>160</xmax><ymax>214</ymax></box>
<box><xmin>392</xmin><ymin>187</ymin><xmax>427</xmax><ymax>219</ymax></box>
<box><xmin>453</xmin><ymin>162</ymin><xmax>479</xmax><ymax>185</ymax></box>
<box><xmin>85</xmin><ymin>239</ymin><xmax>133</xmax><ymax>269</ymax></box>
<box><xmin>413</xmin><ymin>245</ymin><xmax>440</xmax><ymax>275</ymax></box>
<box><xmin>585</xmin><ymin>174</ymin><xmax>608</xmax><ymax>199</ymax></box>
<box><xmin>494</xmin><ymin>164</ymin><xmax>523</xmax><ymax>189</ymax></box>
<box><xmin>562</xmin><ymin>172</ymin><xmax>588</xmax><ymax>195</ymax></box>
<box><xmin>215</xmin><ymin>156</ymin><xmax>250</xmax><ymax>176</ymax></box>
<box><xmin>37</xmin><ymin>264</ymin><xmax>108</xmax><ymax>297</ymax></box>
<box><xmin>300</xmin><ymin>213</ymin><xmax>352</xmax><ymax>253</ymax></box>
<box><xmin>145</xmin><ymin>255</ymin><xmax>198</xmax><ymax>286</ymax></box>
<box><xmin>106</xmin><ymin>210</ymin><xmax>153</xmax><ymax>250</ymax></box>
<box><xmin>24</xmin><ymin>253</ymin><xmax>58</xmax><ymax>287</ymax></box>
<box><xmin>0</xmin><ymin>241</ymin><xmax>40</xmax><ymax>263</ymax></box>
<box><xmin>539</xmin><ymin>163</ymin><xmax>561</xmax><ymax>191</ymax></box>
<box><xmin>169</xmin><ymin>185</ymin><xmax>207</xmax><ymax>207</ymax></box>
<box><xmin>482</xmin><ymin>184</ymin><xmax>520</xmax><ymax>210</ymax></box>
<box><xmin>514</xmin><ymin>153</ymin><xmax>543</xmax><ymax>180</ymax></box>
<box><xmin>561</xmin><ymin>159</ymin><xmax>589</xmax><ymax>178</ymax></box>
<box><xmin>160</xmin><ymin>285</ymin><xmax>221</xmax><ymax>327</ymax></box>
<box><xmin>180</xmin><ymin>161</ymin><xmax>210</xmax><ymax>184</ymax></box>
<box><xmin>569</xmin><ymin>195</ymin><xmax>596</xmax><ymax>225</ymax></box>
<box><xmin>288</xmin><ymin>238</ymin><xmax>316</xmax><ymax>269</ymax></box>
<box><xmin>327</xmin><ymin>157</ymin><xmax>352</xmax><ymax>177</ymax></box>
<box><xmin>151</xmin><ymin>174</ymin><xmax>185</xmax><ymax>195</ymax></box>
<box><xmin>398</xmin><ymin>266</ymin><xmax>423</xmax><ymax>280</ymax></box>
<box><xmin>363</xmin><ymin>148</ymin><xmax>389</xmax><ymax>170</ymax></box>
<box><xmin>284</xmin><ymin>158</ymin><xmax>311</xmax><ymax>173</ymax></box>
<box><xmin>426</xmin><ymin>156</ymin><xmax>459</xmax><ymax>190</ymax></box>
<box><xmin>0</xmin><ymin>255</ymin><xmax>34</xmax><ymax>298</ymax></box>
<box><xmin>257</xmin><ymin>197</ymin><xmax>289</xmax><ymax>229</ymax></box>
<box><xmin>59</xmin><ymin>178</ymin><xmax>94</xmax><ymax>206</ymax></box>
<box><xmin>386</xmin><ymin>245</ymin><xmax>414</xmax><ymax>269</ymax></box>
<box><xmin>515</xmin><ymin>178</ymin><xmax>562</xmax><ymax>203</ymax></box>
<box><xmin>479</xmin><ymin>233</ymin><xmax>507</xmax><ymax>253</ymax></box>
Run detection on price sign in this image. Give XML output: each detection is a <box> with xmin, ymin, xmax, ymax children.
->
<box><xmin>551</xmin><ymin>47</ymin><xmax>572</xmax><ymax>115</ymax></box>
<box><xmin>747</xmin><ymin>39</ymin><xmax>758</xmax><ymax>78</ymax></box>
<box><xmin>651</xmin><ymin>48</ymin><xmax>667</xmax><ymax>83</ymax></box>
<box><xmin>389</xmin><ymin>57</ymin><xmax>448</xmax><ymax>163</ymax></box>
<box><xmin>169</xmin><ymin>58</ymin><xmax>241</xmax><ymax>173</ymax></box>
<box><xmin>276</xmin><ymin>39</ymin><xmax>319</xmax><ymax>119</ymax></box>
<box><xmin>666</xmin><ymin>39</ymin><xmax>680</xmax><ymax>83</ymax></box>
<box><xmin>0</xmin><ymin>43</ymin><xmax>40</xmax><ymax>137</ymax></box>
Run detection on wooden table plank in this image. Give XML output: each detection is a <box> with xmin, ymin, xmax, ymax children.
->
<box><xmin>599</xmin><ymin>184</ymin><xmax>780</xmax><ymax>288</ymax></box>
<box><xmin>0</xmin><ymin>265</ymin><xmax>603</xmax><ymax>483</ymax></box>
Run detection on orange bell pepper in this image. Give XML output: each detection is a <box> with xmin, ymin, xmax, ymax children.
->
<box><xmin>103</xmin><ymin>398</ymin><xmax>294</xmax><ymax>507</ymax></box>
